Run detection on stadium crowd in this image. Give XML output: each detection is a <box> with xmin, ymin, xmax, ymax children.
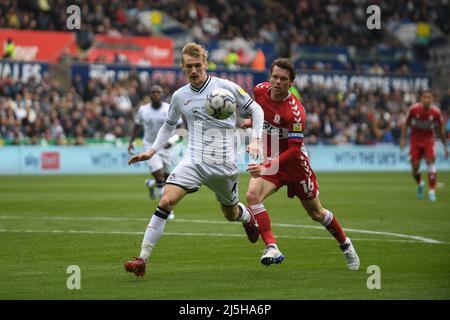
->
<box><xmin>1</xmin><ymin>72</ymin><xmax>449</xmax><ymax>146</ymax></box>
<box><xmin>1</xmin><ymin>0</ymin><xmax>449</xmax><ymax>145</ymax></box>
<box><xmin>1</xmin><ymin>0</ymin><xmax>448</xmax><ymax>69</ymax></box>
<box><xmin>1</xmin><ymin>0</ymin><xmax>448</xmax><ymax>44</ymax></box>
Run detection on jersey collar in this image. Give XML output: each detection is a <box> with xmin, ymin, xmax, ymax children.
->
<box><xmin>268</xmin><ymin>87</ymin><xmax>292</xmax><ymax>101</ymax></box>
<box><xmin>190</xmin><ymin>75</ymin><xmax>211</xmax><ymax>93</ymax></box>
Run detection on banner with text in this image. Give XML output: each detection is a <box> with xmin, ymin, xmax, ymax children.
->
<box><xmin>0</xmin><ymin>59</ymin><xmax>49</xmax><ymax>81</ymax></box>
<box><xmin>1</xmin><ymin>144</ymin><xmax>448</xmax><ymax>175</ymax></box>
<box><xmin>88</xmin><ymin>35</ymin><xmax>173</xmax><ymax>66</ymax></box>
<box><xmin>295</xmin><ymin>72</ymin><xmax>431</xmax><ymax>94</ymax></box>
<box><xmin>0</xmin><ymin>29</ymin><xmax>76</xmax><ymax>62</ymax></box>
<box><xmin>71</xmin><ymin>63</ymin><xmax>430</xmax><ymax>95</ymax></box>
<box><xmin>71</xmin><ymin>63</ymin><xmax>265</xmax><ymax>95</ymax></box>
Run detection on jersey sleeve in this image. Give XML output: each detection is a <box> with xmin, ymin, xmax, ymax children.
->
<box><xmin>222</xmin><ymin>79</ymin><xmax>254</xmax><ymax>112</ymax></box>
<box><xmin>150</xmin><ymin>95</ymin><xmax>181</xmax><ymax>151</ymax></box>
<box><xmin>405</xmin><ymin>106</ymin><xmax>414</xmax><ymax>124</ymax></box>
<box><xmin>165</xmin><ymin>93</ymin><xmax>183</xmax><ymax>126</ymax></box>
<box><xmin>436</xmin><ymin>108</ymin><xmax>444</xmax><ymax>127</ymax></box>
<box><xmin>286</xmin><ymin>98</ymin><xmax>305</xmax><ymax>144</ymax></box>
<box><xmin>134</xmin><ymin>107</ymin><xmax>143</xmax><ymax>125</ymax></box>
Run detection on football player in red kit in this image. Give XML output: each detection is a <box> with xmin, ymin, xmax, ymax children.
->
<box><xmin>242</xmin><ymin>58</ymin><xmax>360</xmax><ymax>270</ymax></box>
<box><xmin>400</xmin><ymin>91</ymin><xmax>449</xmax><ymax>201</ymax></box>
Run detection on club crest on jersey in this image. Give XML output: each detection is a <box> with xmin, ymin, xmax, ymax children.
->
<box><xmin>273</xmin><ymin>114</ymin><xmax>281</xmax><ymax>124</ymax></box>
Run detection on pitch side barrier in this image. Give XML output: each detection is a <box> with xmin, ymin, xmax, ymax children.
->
<box><xmin>1</xmin><ymin>143</ymin><xmax>448</xmax><ymax>175</ymax></box>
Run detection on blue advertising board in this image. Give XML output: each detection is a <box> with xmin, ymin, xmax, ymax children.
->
<box><xmin>1</xmin><ymin>144</ymin><xmax>448</xmax><ymax>175</ymax></box>
<box><xmin>71</xmin><ymin>63</ymin><xmax>267</xmax><ymax>94</ymax></box>
<box><xmin>71</xmin><ymin>62</ymin><xmax>430</xmax><ymax>95</ymax></box>
<box><xmin>0</xmin><ymin>59</ymin><xmax>49</xmax><ymax>82</ymax></box>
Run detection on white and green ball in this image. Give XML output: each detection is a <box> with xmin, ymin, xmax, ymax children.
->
<box><xmin>205</xmin><ymin>88</ymin><xmax>237</xmax><ymax>120</ymax></box>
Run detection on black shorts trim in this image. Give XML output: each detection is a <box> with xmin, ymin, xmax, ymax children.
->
<box><xmin>165</xmin><ymin>182</ymin><xmax>199</xmax><ymax>194</ymax></box>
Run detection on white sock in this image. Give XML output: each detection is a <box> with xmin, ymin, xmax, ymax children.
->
<box><xmin>237</xmin><ymin>202</ymin><xmax>250</xmax><ymax>224</ymax></box>
<box><xmin>321</xmin><ymin>210</ymin><xmax>333</xmax><ymax>227</ymax></box>
<box><xmin>139</xmin><ymin>214</ymin><xmax>167</xmax><ymax>261</ymax></box>
<box><xmin>139</xmin><ymin>241</ymin><xmax>153</xmax><ymax>262</ymax></box>
<box><xmin>146</xmin><ymin>179</ymin><xmax>156</xmax><ymax>188</ymax></box>
<box><xmin>249</xmin><ymin>203</ymin><xmax>265</xmax><ymax>216</ymax></box>
<box><xmin>156</xmin><ymin>187</ymin><xmax>164</xmax><ymax>198</ymax></box>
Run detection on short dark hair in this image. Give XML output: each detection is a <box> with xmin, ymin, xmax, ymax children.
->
<box><xmin>421</xmin><ymin>89</ymin><xmax>433</xmax><ymax>97</ymax></box>
<box><xmin>270</xmin><ymin>58</ymin><xmax>296</xmax><ymax>81</ymax></box>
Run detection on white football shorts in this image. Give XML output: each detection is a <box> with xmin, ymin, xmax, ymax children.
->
<box><xmin>144</xmin><ymin>141</ymin><xmax>173</xmax><ymax>173</ymax></box>
<box><xmin>166</xmin><ymin>157</ymin><xmax>239</xmax><ymax>207</ymax></box>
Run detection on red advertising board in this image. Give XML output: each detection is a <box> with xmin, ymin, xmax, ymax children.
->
<box><xmin>88</xmin><ymin>35</ymin><xmax>173</xmax><ymax>66</ymax></box>
<box><xmin>0</xmin><ymin>29</ymin><xmax>76</xmax><ymax>62</ymax></box>
<box><xmin>41</xmin><ymin>152</ymin><xmax>60</xmax><ymax>170</ymax></box>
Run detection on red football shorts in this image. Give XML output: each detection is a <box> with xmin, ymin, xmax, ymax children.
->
<box><xmin>410</xmin><ymin>143</ymin><xmax>436</xmax><ymax>162</ymax></box>
<box><xmin>261</xmin><ymin>156</ymin><xmax>319</xmax><ymax>201</ymax></box>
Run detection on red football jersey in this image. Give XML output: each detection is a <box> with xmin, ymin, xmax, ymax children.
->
<box><xmin>253</xmin><ymin>82</ymin><xmax>305</xmax><ymax>161</ymax></box>
<box><xmin>406</xmin><ymin>103</ymin><xmax>443</xmax><ymax>146</ymax></box>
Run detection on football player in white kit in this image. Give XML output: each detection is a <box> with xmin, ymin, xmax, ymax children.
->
<box><xmin>128</xmin><ymin>85</ymin><xmax>183</xmax><ymax>220</ymax></box>
<box><xmin>124</xmin><ymin>42</ymin><xmax>264</xmax><ymax>277</ymax></box>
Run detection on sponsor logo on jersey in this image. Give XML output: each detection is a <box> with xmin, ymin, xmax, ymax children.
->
<box><xmin>237</xmin><ymin>86</ymin><xmax>247</xmax><ymax>96</ymax></box>
<box><xmin>263</xmin><ymin>121</ymin><xmax>287</xmax><ymax>138</ymax></box>
<box><xmin>293</xmin><ymin>123</ymin><xmax>302</xmax><ymax>132</ymax></box>
<box><xmin>184</xmin><ymin>100</ymin><xmax>192</xmax><ymax>106</ymax></box>
<box><xmin>411</xmin><ymin>118</ymin><xmax>435</xmax><ymax>130</ymax></box>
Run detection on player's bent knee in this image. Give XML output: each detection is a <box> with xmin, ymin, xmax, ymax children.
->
<box><xmin>308</xmin><ymin>209</ymin><xmax>325</xmax><ymax>222</ymax></box>
<box><xmin>246</xmin><ymin>191</ymin><xmax>261</xmax><ymax>205</ymax></box>
<box><xmin>159</xmin><ymin>195</ymin><xmax>175</xmax><ymax>212</ymax></box>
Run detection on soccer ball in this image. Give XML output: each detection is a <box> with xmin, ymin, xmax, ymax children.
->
<box><xmin>205</xmin><ymin>88</ymin><xmax>236</xmax><ymax>120</ymax></box>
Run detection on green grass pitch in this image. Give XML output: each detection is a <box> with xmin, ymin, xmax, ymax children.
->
<box><xmin>0</xmin><ymin>172</ymin><xmax>449</xmax><ymax>299</ymax></box>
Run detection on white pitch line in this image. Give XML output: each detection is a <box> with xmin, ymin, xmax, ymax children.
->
<box><xmin>0</xmin><ymin>228</ymin><xmax>437</xmax><ymax>244</ymax></box>
<box><xmin>0</xmin><ymin>215</ymin><xmax>445</xmax><ymax>244</ymax></box>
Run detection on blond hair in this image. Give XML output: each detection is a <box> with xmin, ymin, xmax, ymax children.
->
<box><xmin>181</xmin><ymin>42</ymin><xmax>208</xmax><ymax>63</ymax></box>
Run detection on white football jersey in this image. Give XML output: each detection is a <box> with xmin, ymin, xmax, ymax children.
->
<box><xmin>135</xmin><ymin>102</ymin><xmax>182</xmax><ymax>144</ymax></box>
<box><xmin>166</xmin><ymin>76</ymin><xmax>254</xmax><ymax>167</ymax></box>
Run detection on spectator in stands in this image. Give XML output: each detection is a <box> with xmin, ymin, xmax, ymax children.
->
<box><xmin>3</xmin><ymin>38</ymin><xmax>16</xmax><ymax>59</ymax></box>
<box><xmin>251</xmin><ymin>48</ymin><xmax>266</xmax><ymax>71</ymax></box>
<box><xmin>224</xmin><ymin>48</ymin><xmax>239</xmax><ymax>69</ymax></box>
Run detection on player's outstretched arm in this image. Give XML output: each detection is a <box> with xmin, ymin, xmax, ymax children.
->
<box><xmin>128</xmin><ymin>149</ymin><xmax>156</xmax><ymax>165</ymax></box>
<box><xmin>128</xmin><ymin>125</ymin><xmax>142</xmax><ymax>155</ymax></box>
<box><xmin>247</xmin><ymin>138</ymin><xmax>262</xmax><ymax>161</ymax></box>
<box><xmin>247</xmin><ymin>163</ymin><xmax>264</xmax><ymax>178</ymax></box>
<box><xmin>245</xmin><ymin>102</ymin><xmax>264</xmax><ymax>161</ymax></box>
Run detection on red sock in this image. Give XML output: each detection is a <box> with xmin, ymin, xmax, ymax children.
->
<box><xmin>322</xmin><ymin>210</ymin><xmax>347</xmax><ymax>245</ymax></box>
<box><xmin>249</xmin><ymin>204</ymin><xmax>276</xmax><ymax>246</ymax></box>
<box><xmin>428</xmin><ymin>172</ymin><xmax>436</xmax><ymax>190</ymax></box>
